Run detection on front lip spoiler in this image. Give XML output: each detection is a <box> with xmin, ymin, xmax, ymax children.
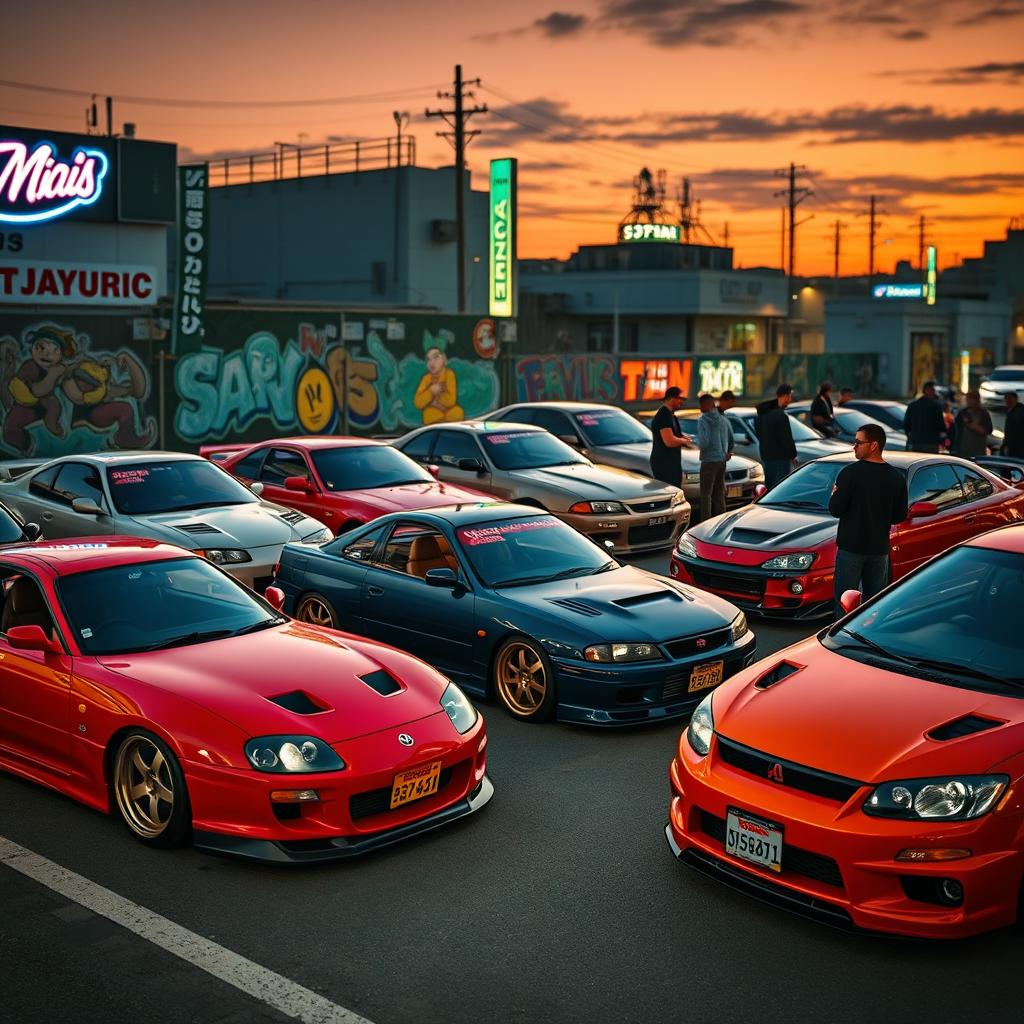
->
<box><xmin>193</xmin><ymin>775</ymin><xmax>493</xmax><ymax>865</ymax></box>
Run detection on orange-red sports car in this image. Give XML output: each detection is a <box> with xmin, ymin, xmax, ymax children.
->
<box><xmin>667</xmin><ymin>524</ymin><xmax>1024</xmax><ymax>938</ymax></box>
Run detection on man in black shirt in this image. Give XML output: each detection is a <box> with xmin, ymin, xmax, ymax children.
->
<box><xmin>828</xmin><ymin>422</ymin><xmax>909</xmax><ymax>617</ymax></box>
<box><xmin>810</xmin><ymin>380</ymin><xmax>836</xmax><ymax>436</ymax></box>
<box><xmin>1003</xmin><ymin>392</ymin><xmax>1024</xmax><ymax>457</ymax></box>
<box><xmin>756</xmin><ymin>384</ymin><xmax>797</xmax><ymax>488</ymax></box>
<box><xmin>902</xmin><ymin>381</ymin><xmax>946</xmax><ymax>453</ymax></box>
<box><xmin>649</xmin><ymin>386</ymin><xmax>693</xmax><ymax>487</ymax></box>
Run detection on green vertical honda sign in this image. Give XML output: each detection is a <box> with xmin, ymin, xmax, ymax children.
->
<box><xmin>173</xmin><ymin>163</ymin><xmax>210</xmax><ymax>353</ymax></box>
<box><xmin>926</xmin><ymin>244</ymin><xmax>937</xmax><ymax>306</ymax></box>
<box><xmin>489</xmin><ymin>158</ymin><xmax>516</xmax><ymax>318</ymax></box>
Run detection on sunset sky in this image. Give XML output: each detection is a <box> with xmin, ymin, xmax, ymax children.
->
<box><xmin>4</xmin><ymin>0</ymin><xmax>1022</xmax><ymax>275</ymax></box>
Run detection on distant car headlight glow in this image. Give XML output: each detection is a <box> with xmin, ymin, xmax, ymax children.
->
<box><xmin>244</xmin><ymin>735</ymin><xmax>345</xmax><ymax>773</ymax></box>
<box><xmin>676</xmin><ymin>533</ymin><xmax>697</xmax><ymax>559</ymax></box>
<box><xmin>201</xmin><ymin>548</ymin><xmax>252</xmax><ymax>564</ymax></box>
<box><xmin>440</xmin><ymin>682</ymin><xmax>478</xmax><ymax>734</ymax></box>
<box><xmin>761</xmin><ymin>552</ymin><xmax>816</xmax><ymax>571</ymax></box>
<box><xmin>864</xmin><ymin>775</ymin><xmax>1008</xmax><ymax>820</ymax></box>
<box><xmin>584</xmin><ymin>642</ymin><xmax>663</xmax><ymax>663</ymax></box>
<box><xmin>687</xmin><ymin>692</ymin><xmax>715</xmax><ymax>756</ymax></box>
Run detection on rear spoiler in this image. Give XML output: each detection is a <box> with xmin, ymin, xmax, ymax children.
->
<box><xmin>0</xmin><ymin>459</ymin><xmax>46</xmax><ymax>482</ymax></box>
<box><xmin>199</xmin><ymin>443</ymin><xmax>250</xmax><ymax>463</ymax></box>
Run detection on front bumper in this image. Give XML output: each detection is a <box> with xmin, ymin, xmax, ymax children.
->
<box><xmin>670</xmin><ymin>554</ymin><xmax>834</xmax><ymax>620</ymax></box>
<box><xmin>551</xmin><ymin>632</ymin><xmax>757</xmax><ymax>726</ymax></box>
<box><xmin>560</xmin><ymin>504</ymin><xmax>690</xmax><ymax>553</ymax></box>
<box><xmin>666</xmin><ymin>736</ymin><xmax>1024</xmax><ymax>938</ymax></box>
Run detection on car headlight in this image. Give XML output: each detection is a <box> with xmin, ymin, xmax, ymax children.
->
<box><xmin>301</xmin><ymin>527</ymin><xmax>334</xmax><ymax>545</ymax></box>
<box><xmin>568</xmin><ymin>500</ymin><xmax>628</xmax><ymax>514</ymax></box>
<box><xmin>201</xmin><ymin>548</ymin><xmax>252</xmax><ymax>565</ymax></box>
<box><xmin>676</xmin><ymin>533</ymin><xmax>697</xmax><ymax>559</ymax></box>
<box><xmin>244</xmin><ymin>735</ymin><xmax>346</xmax><ymax>773</ymax></box>
<box><xmin>864</xmin><ymin>775</ymin><xmax>1008</xmax><ymax>820</ymax></box>
<box><xmin>730</xmin><ymin>612</ymin><xmax>749</xmax><ymax>643</ymax></box>
<box><xmin>670</xmin><ymin>490</ymin><xmax>688</xmax><ymax>506</ymax></box>
<box><xmin>687</xmin><ymin>691</ymin><xmax>714</xmax><ymax>756</ymax></box>
<box><xmin>440</xmin><ymin>681</ymin><xmax>478</xmax><ymax>734</ymax></box>
<box><xmin>683</xmin><ymin>472</ymin><xmax>701</xmax><ymax>483</ymax></box>
<box><xmin>584</xmin><ymin>642</ymin><xmax>663</xmax><ymax>663</ymax></box>
<box><xmin>749</xmin><ymin>464</ymin><xmax>765</xmax><ymax>481</ymax></box>
<box><xmin>761</xmin><ymin>552</ymin><xmax>815</xmax><ymax>571</ymax></box>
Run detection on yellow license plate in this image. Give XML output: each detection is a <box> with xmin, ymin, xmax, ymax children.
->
<box><xmin>390</xmin><ymin>760</ymin><xmax>443</xmax><ymax>810</ymax></box>
<box><xmin>688</xmin><ymin>661</ymin><xmax>724</xmax><ymax>693</ymax></box>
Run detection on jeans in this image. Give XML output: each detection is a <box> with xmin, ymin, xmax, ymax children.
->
<box><xmin>764</xmin><ymin>458</ymin><xmax>792</xmax><ymax>489</ymax></box>
<box><xmin>834</xmin><ymin>549</ymin><xmax>889</xmax><ymax>618</ymax></box>
<box><xmin>699</xmin><ymin>461</ymin><xmax>727</xmax><ymax>521</ymax></box>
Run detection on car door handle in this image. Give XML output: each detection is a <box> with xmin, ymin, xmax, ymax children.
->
<box><xmin>367</xmin><ymin>585</ymin><xmax>385</xmax><ymax>597</ymax></box>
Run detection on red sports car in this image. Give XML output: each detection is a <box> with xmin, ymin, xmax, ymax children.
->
<box><xmin>671</xmin><ymin>451</ymin><xmax>1024</xmax><ymax>618</ymax></box>
<box><xmin>0</xmin><ymin>538</ymin><xmax>491</xmax><ymax>862</ymax></box>
<box><xmin>203</xmin><ymin>437</ymin><xmax>491</xmax><ymax>535</ymax></box>
<box><xmin>667</xmin><ymin>524</ymin><xmax>1024</xmax><ymax>938</ymax></box>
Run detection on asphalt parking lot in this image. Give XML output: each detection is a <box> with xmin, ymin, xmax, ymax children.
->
<box><xmin>2</xmin><ymin>547</ymin><xmax>1022</xmax><ymax>1024</ymax></box>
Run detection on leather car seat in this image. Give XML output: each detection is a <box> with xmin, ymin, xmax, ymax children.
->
<box><xmin>1</xmin><ymin>577</ymin><xmax>54</xmax><ymax>635</ymax></box>
<box><xmin>406</xmin><ymin>535</ymin><xmax>458</xmax><ymax>578</ymax></box>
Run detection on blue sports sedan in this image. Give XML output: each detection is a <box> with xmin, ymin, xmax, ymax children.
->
<box><xmin>273</xmin><ymin>503</ymin><xmax>757</xmax><ymax>725</ymax></box>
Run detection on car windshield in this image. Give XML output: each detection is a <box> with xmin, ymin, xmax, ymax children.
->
<box><xmin>784</xmin><ymin>414</ymin><xmax>830</xmax><ymax>441</ymax></box>
<box><xmin>988</xmin><ymin>369</ymin><xmax>1024</xmax><ymax>382</ymax></box>
<box><xmin>57</xmin><ymin>557</ymin><xmax>280</xmax><ymax>655</ymax></box>
<box><xmin>0</xmin><ymin>506</ymin><xmax>25</xmax><ymax>544</ymax></box>
<box><xmin>825</xmin><ymin>545</ymin><xmax>1024</xmax><ymax>689</ymax></box>
<box><xmin>760</xmin><ymin>460</ymin><xmax>852</xmax><ymax>510</ymax></box>
<box><xmin>107</xmin><ymin>461</ymin><xmax>256</xmax><ymax>515</ymax></box>
<box><xmin>835</xmin><ymin>408</ymin><xmax>896</xmax><ymax>434</ymax></box>
<box><xmin>574</xmin><ymin>409</ymin><xmax>650</xmax><ymax>446</ymax></box>
<box><xmin>455</xmin><ymin>515</ymin><xmax>615</xmax><ymax>587</ymax></box>
<box><xmin>852</xmin><ymin>403</ymin><xmax>907</xmax><ymax>429</ymax></box>
<box><xmin>482</xmin><ymin>431</ymin><xmax>586</xmax><ymax>470</ymax></box>
<box><xmin>310</xmin><ymin>445</ymin><xmax>431</xmax><ymax>491</ymax></box>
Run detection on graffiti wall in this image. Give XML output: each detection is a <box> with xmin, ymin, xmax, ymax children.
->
<box><xmin>0</xmin><ymin>313</ymin><xmax>156</xmax><ymax>458</ymax></box>
<box><xmin>173</xmin><ymin>308</ymin><xmax>501</xmax><ymax>445</ymax></box>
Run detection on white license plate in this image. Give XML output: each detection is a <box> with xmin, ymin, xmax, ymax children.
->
<box><xmin>726</xmin><ymin>485</ymin><xmax>743</xmax><ymax>498</ymax></box>
<box><xmin>648</xmin><ymin>515</ymin><xmax>669</xmax><ymax>525</ymax></box>
<box><xmin>725</xmin><ymin>807</ymin><xmax>782</xmax><ymax>872</ymax></box>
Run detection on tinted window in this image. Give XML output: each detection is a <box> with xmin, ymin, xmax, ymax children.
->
<box><xmin>54</xmin><ymin>463</ymin><xmax>106</xmax><ymax>508</ymax></box>
<box><xmin>531</xmin><ymin>408</ymin><xmax>574</xmax><ymax>436</ymax></box>
<box><xmin>908</xmin><ymin>464</ymin><xmax>964</xmax><ymax>511</ymax></box>
<box><xmin>377</xmin><ymin>523</ymin><xmax>458</xmax><ymax>578</ymax></box>
<box><xmin>341</xmin><ymin>524</ymin><xmax>387</xmax><ymax>562</ymax></box>
<box><xmin>107</xmin><ymin>460</ymin><xmax>256</xmax><ymax>515</ymax></box>
<box><xmin>400</xmin><ymin>430</ymin><xmax>437</xmax><ymax>462</ymax></box>
<box><xmin>232</xmin><ymin>450</ymin><xmax>266</xmax><ymax>478</ymax></box>
<box><xmin>0</xmin><ymin>573</ymin><xmax>57</xmax><ymax>639</ymax></box>
<box><xmin>0</xmin><ymin>505</ymin><xmax>24</xmax><ymax>544</ymax></box>
<box><xmin>261</xmin><ymin>449</ymin><xmax>310</xmax><ymax>485</ymax></box>
<box><xmin>498</xmin><ymin>408</ymin><xmax>537</xmax><ymax>425</ymax></box>
<box><xmin>780</xmin><ymin>414</ymin><xmax>825</xmax><ymax>441</ymax></box>
<box><xmin>988</xmin><ymin>369</ymin><xmax>1024</xmax><ymax>382</ymax></box>
<box><xmin>834</xmin><ymin>409</ymin><xmax>892</xmax><ymax>436</ymax></box>
<box><xmin>955</xmin><ymin>466</ymin><xmax>995</xmax><ymax>502</ymax></box>
<box><xmin>310</xmin><ymin>446</ymin><xmax>431</xmax><ymax>491</ymax></box>
<box><xmin>482</xmin><ymin>431</ymin><xmax>586</xmax><ymax>470</ymax></box>
<box><xmin>432</xmin><ymin>431</ymin><xmax>484</xmax><ymax>467</ymax></box>
<box><xmin>573</xmin><ymin>408</ymin><xmax>651</xmax><ymax>446</ymax></box>
<box><xmin>29</xmin><ymin>464</ymin><xmax>61</xmax><ymax>500</ymax></box>
<box><xmin>761</xmin><ymin>460</ymin><xmax>854</xmax><ymax>511</ymax></box>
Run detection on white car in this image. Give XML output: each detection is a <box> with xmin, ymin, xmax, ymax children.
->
<box><xmin>980</xmin><ymin>366</ymin><xmax>1024</xmax><ymax>408</ymax></box>
<box><xmin>0</xmin><ymin>451</ymin><xmax>332</xmax><ymax>590</ymax></box>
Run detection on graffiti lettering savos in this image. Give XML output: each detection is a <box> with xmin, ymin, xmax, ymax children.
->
<box><xmin>516</xmin><ymin>355</ymin><xmax>617</xmax><ymax>404</ymax></box>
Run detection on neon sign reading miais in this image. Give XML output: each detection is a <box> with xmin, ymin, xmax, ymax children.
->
<box><xmin>0</xmin><ymin>140</ymin><xmax>109</xmax><ymax>224</ymax></box>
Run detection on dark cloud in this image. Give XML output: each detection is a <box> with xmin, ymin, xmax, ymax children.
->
<box><xmin>599</xmin><ymin>0</ymin><xmax>807</xmax><ymax>46</ymax></box>
<box><xmin>890</xmin><ymin>28</ymin><xmax>928</xmax><ymax>39</ymax></box>
<box><xmin>954</xmin><ymin>3</ymin><xmax>1024</xmax><ymax>26</ymax></box>
<box><xmin>887</xmin><ymin>60</ymin><xmax>1024</xmax><ymax>85</ymax></box>
<box><xmin>534</xmin><ymin>11</ymin><xmax>588</xmax><ymax>36</ymax></box>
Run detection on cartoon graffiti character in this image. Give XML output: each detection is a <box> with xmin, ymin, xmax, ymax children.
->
<box><xmin>4</xmin><ymin>324</ymin><xmax>74</xmax><ymax>455</ymax></box>
<box><xmin>414</xmin><ymin>330</ymin><xmax>464</xmax><ymax>424</ymax></box>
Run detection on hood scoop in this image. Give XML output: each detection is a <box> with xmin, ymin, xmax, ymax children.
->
<box><xmin>172</xmin><ymin>522</ymin><xmax>225</xmax><ymax>536</ymax></box>
<box><xmin>927</xmin><ymin>714</ymin><xmax>1003</xmax><ymax>742</ymax></box>
<box><xmin>547</xmin><ymin>598</ymin><xmax>603</xmax><ymax>617</ymax></box>
<box><xmin>268</xmin><ymin>690</ymin><xmax>331</xmax><ymax>715</ymax></box>
<box><xmin>612</xmin><ymin>591</ymin><xmax>680</xmax><ymax>609</ymax></box>
<box><xmin>728</xmin><ymin>529</ymin><xmax>776</xmax><ymax>545</ymax></box>
<box><xmin>754</xmin><ymin>661</ymin><xmax>804</xmax><ymax>690</ymax></box>
<box><xmin>278</xmin><ymin>510</ymin><xmax>305</xmax><ymax>524</ymax></box>
<box><xmin>360</xmin><ymin>670</ymin><xmax>402</xmax><ymax>696</ymax></box>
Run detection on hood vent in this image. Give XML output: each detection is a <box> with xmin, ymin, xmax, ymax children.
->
<box><xmin>927</xmin><ymin>715</ymin><xmax>1003</xmax><ymax>742</ymax></box>
<box><xmin>754</xmin><ymin>661</ymin><xmax>803</xmax><ymax>689</ymax></box>
<box><xmin>613</xmin><ymin>591</ymin><xmax>679</xmax><ymax>609</ymax></box>
<box><xmin>360</xmin><ymin>669</ymin><xmax>402</xmax><ymax>696</ymax></box>
<box><xmin>279</xmin><ymin>510</ymin><xmax>305</xmax><ymax>524</ymax></box>
<box><xmin>547</xmin><ymin>598</ymin><xmax>603</xmax><ymax>617</ymax></box>
<box><xmin>173</xmin><ymin>522</ymin><xmax>224</xmax><ymax>535</ymax></box>
<box><xmin>268</xmin><ymin>690</ymin><xmax>330</xmax><ymax>715</ymax></box>
<box><xmin>727</xmin><ymin>529</ymin><xmax>776</xmax><ymax>545</ymax></box>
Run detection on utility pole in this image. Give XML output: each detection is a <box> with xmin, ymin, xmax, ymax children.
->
<box><xmin>780</xmin><ymin>207</ymin><xmax>786</xmax><ymax>273</ymax></box>
<box><xmin>917</xmin><ymin>214</ymin><xmax>932</xmax><ymax>273</ymax></box>
<box><xmin>392</xmin><ymin>111</ymin><xmax>410</xmax><ymax>286</ymax></box>
<box><xmin>105</xmin><ymin>96</ymin><xmax>113</xmax><ymax>136</ymax></box>
<box><xmin>774</xmin><ymin>163</ymin><xmax>812</xmax><ymax>350</ymax></box>
<box><xmin>869</xmin><ymin>195</ymin><xmax>878</xmax><ymax>281</ymax></box>
<box><xmin>723</xmin><ymin>222</ymin><xmax>730</xmax><ymax>249</ymax></box>
<box><xmin>832</xmin><ymin>220</ymin><xmax>845</xmax><ymax>296</ymax></box>
<box><xmin>426</xmin><ymin>64</ymin><xmax>488</xmax><ymax>312</ymax></box>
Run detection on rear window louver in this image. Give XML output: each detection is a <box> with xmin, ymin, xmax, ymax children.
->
<box><xmin>360</xmin><ymin>670</ymin><xmax>402</xmax><ymax>696</ymax></box>
<box><xmin>268</xmin><ymin>690</ymin><xmax>330</xmax><ymax>714</ymax></box>
<box><xmin>754</xmin><ymin>661</ymin><xmax>803</xmax><ymax>689</ymax></box>
<box><xmin>173</xmin><ymin>522</ymin><xmax>224</xmax><ymax>535</ymax></box>
<box><xmin>927</xmin><ymin>715</ymin><xmax>1003</xmax><ymax>742</ymax></box>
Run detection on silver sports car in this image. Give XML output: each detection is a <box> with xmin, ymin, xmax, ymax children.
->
<box><xmin>0</xmin><ymin>451</ymin><xmax>332</xmax><ymax>589</ymax></box>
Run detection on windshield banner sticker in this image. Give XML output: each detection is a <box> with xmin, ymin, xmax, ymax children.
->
<box><xmin>458</xmin><ymin>518</ymin><xmax>560</xmax><ymax>546</ymax></box>
<box><xmin>110</xmin><ymin>468</ymin><xmax>150</xmax><ymax>485</ymax></box>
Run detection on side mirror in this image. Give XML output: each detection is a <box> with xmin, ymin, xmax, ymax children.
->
<box><xmin>557</xmin><ymin>434</ymin><xmax>582</xmax><ymax>448</ymax></box>
<box><xmin>908</xmin><ymin>500</ymin><xmax>939</xmax><ymax>519</ymax></box>
<box><xmin>23</xmin><ymin>522</ymin><xmax>41</xmax><ymax>542</ymax></box>
<box><xmin>264</xmin><ymin>585</ymin><xmax>286</xmax><ymax>611</ymax></box>
<box><xmin>250</xmin><ymin>482</ymin><xmax>265</xmax><ymax>497</ymax></box>
<box><xmin>425</xmin><ymin>567</ymin><xmax>459</xmax><ymax>588</ymax></box>
<box><xmin>839</xmin><ymin>589</ymin><xmax>862</xmax><ymax>614</ymax></box>
<box><xmin>457</xmin><ymin>458</ymin><xmax>486</xmax><ymax>475</ymax></box>
<box><xmin>426</xmin><ymin>464</ymin><xmax>441</xmax><ymax>479</ymax></box>
<box><xmin>71</xmin><ymin>497</ymin><xmax>104</xmax><ymax>516</ymax></box>
<box><xmin>6</xmin><ymin>624</ymin><xmax>62</xmax><ymax>655</ymax></box>
<box><xmin>284</xmin><ymin>476</ymin><xmax>314</xmax><ymax>493</ymax></box>
<box><xmin>753</xmin><ymin>483</ymin><xmax>768</xmax><ymax>499</ymax></box>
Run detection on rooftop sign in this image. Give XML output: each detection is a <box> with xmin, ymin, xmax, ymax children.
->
<box><xmin>619</xmin><ymin>223</ymin><xmax>680</xmax><ymax>243</ymax></box>
<box><xmin>872</xmin><ymin>283</ymin><xmax>926</xmax><ymax>300</ymax></box>
<box><xmin>0</xmin><ymin>138</ymin><xmax>109</xmax><ymax>225</ymax></box>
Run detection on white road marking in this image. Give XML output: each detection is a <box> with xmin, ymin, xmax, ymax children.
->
<box><xmin>0</xmin><ymin>836</ymin><xmax>374</xmax><ymax>1024</ymax></box>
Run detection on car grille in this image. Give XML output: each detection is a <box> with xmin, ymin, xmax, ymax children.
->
<box><xmin>349</xmin><ymin>765</ymin><xmax>457</xmax><ymax>821</ymax></box>
<box><xmin>725</xmin><ymin>469</ymin><xmax>747</xmax><ymax>482</ymax></box>
<box><xmin>627</xmin><ymin>522</ymin><xmax>676</xmax><ymax>547</ymax></box>
<box><xmin>700</xmin><ymin>811</ymin><xmax>844</xmax><ymax>889</ymax></box>
<box><xmin>664</xmin><ymin>627</ymin><xmax>731</xmax><ymax>661</ymax></box>
<box><xmin>716</xmin><ymin>736</ymin><xmax>864</xmax><ymax>803</ymax></box>
<box><xmin>627</xmin><ymin>498</ymin><xmax>673</xmax><ymax>514</ymax></box>
<box><xmin>689</xmin><ymin>568</ymin><xmax>764</xmax><ymax>598</ymax></box>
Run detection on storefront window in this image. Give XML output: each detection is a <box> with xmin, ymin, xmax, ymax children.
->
<box><xmin>729</xmin><ymin>322</ymin><xmax>757</xmax><ymax>352</ymax></box>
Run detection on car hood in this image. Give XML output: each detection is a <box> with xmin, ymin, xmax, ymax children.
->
<box><xmin>508</xmin><ymin>462</ymin><xmax>677</xmax><ymax>500</ymax></box>
<box><xmin>713</xmin><ymin>639</ymin><xmax>1024</xmax><ymax>782</ymax></box>
<box><xmin>502</xmin><ymin>564</ymin><xmax>739</xmax><ymax>640</ymax></box>
<box><xmin>345</xmin><ymin>480</ymin><xmax>490</xmax><ymax>512</ymax></box>
<box><xmin>131</xmin><ymin>502</ymin><xmax>323</xmax><ymax>548</ymax></box>
<box><xmin>691</xmin><ymin>503</ymin><xmax>837</xmax><ymax>557</ymax></box>
<box><xmin>98</xmin><ymin>623</ymin><xmax>446</xmax><ymax>743</ymax></box>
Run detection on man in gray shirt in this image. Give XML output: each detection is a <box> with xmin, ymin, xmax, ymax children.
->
<box><xmin>696</xmin><ymin>392</ymin><xmax>734</xmax><ymax>521</ymax></box>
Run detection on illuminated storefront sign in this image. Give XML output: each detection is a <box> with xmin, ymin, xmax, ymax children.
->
<box><xmin>698</xmin><ymin>359</ymin><xmax>744</xmax><ymax>395</ymax></box>
<box><xmin>0</xmin><ymin>258</ymin><xmax>157</xmax><ymax>305</ymax></box>
<box><xmin>926</xmin><ymin>245</ymin><xmax>937</xmax><ymax>306</ymax></box>
<box><xmin>620</xmin><ymin>359</ymin><xmax>693</xmax><ymax>401</ymax></box>
<box><xmin>0</xmin><ymin>139</ymin><xmax>109</xmax><ymax>224</ymax></box>
<box><xmin>619</xmin><ymin>223</ymin><xmax>680</xmax><ymax>243</ymax></box>
<box><xmin>489</xmin><ymin>158</ymin><xmax>517</xmax><ymax>318</ymax></box>
<box><xmin>872</xmin><ymin>283</ymin><xmax>926</xmax><ymax>299</ymax></box>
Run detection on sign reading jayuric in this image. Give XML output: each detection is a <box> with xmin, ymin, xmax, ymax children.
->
<box><xmin>489</xmin><ymin>158</ymin><xmax>516</xmax><ymax>318</ymax></box>
<box><xmin>173</xmin><ymin>163</ymin><xmax>209</xmax><ymax>352</ymax></box>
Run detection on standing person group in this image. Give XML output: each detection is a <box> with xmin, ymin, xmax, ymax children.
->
<box><xmin>903</xmin><ymin>381</ymin><xmax>946</xmax><ymax>452</ymax></box>
<box><xmin>756</xmin><ymin>384</ymin><xmax>797</xmax><ymax>488</ymax></box>
<box><xmin>696</xmin><ymin>392</ymin><xmax>733</xmax><ymax>520</ymax></box>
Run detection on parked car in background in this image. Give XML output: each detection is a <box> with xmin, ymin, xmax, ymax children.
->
<box><xmin>491</xmin><ymin>401</ymin><xmax>763</xmax><ymax>515</ymax></box>
<box><xmin>276</xmin><ymin>504</ymin><xmax>756</xmax><ymax>725</ymax></box>
<box><xmin>203</xmin><ymin>437</ymin><xmax>491</xmax><ymax>536</ymax></box>
<box><xmin>841</xmin><ymin>398</ymin><xmax>1001</xmax><ymax>451</ymax></box>
<box><xmin>788</xmin><ymin>401</ymin><xmax>909</xmax><ymax>450</ymax></box>
<box><xmin>980</xmin><ymin>366</ymin><xmax>1024</xmax><ymax>409</ymax></box>
<box><xmin>0</xmin><ymin>452</ymin><xmax>331</xmax><ymax>591</ymax></box>
<box><xmin>670</xmin><ymin>452</ymin><xmax>1024</xmax><ymax>618</ymax></box>
<box><xmin>393</xmin><ymin>420</ymin><xmax>690</xmax><ymax>553</ymax></box>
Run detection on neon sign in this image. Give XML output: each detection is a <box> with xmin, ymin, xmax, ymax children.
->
<box><xmin>619</xmin><ymin>223</ymin><xmax>679</xmax><ymax>243</ymax></box>
<box><xmin>489</xmin><ymin>158</ymin><xmax>517</xmax><ymax>318</ymax></box>
<box><xmin>872</xmin><ymin>283</ymin><xmax>925</xmax><ymax>299</ymax></box>
<box><xmin>0</xmin><ymin>140</ymin><xmax>110</xmax><ymax>225</ymax></box>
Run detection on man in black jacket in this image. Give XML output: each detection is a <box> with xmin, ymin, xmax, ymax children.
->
<box><xmin>756</xmin><ymin>384</ymin><xmax>797</xmax><ymax>488</ymax></box>
<box><xmin>902</xmin><ymin>381</ymin><xmax>946</xmax><ymax>452</ymax></box>
<box><xmin>810</xmin><ymin>380</ymin><xmax>836</xmax><ymax>436</ymax></box>
<box><xmin>1003</xmin><ymin>392</ymin><xmax>1024</xmax><ymax>457</ymax></box>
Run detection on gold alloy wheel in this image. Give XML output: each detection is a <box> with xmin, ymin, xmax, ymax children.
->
<box><xmin>297</xmin><ymin>595</ymin><xmax>335</xmax><ymax>628</ymax></box>
<box><xmin>496</xmin><ymin>642</ymin><xmax>548</xmax><ymax>717</ymax></box>
<box><xmin>113</xmin><ymin>736</ymin><xmax>175</xmax><ymax>840</ymax></box>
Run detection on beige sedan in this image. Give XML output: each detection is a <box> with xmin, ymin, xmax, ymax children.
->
<box><xmin>393</xmin><ymin>421</ymin><xmax>690</xmax><ymax>553</ymax></box>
